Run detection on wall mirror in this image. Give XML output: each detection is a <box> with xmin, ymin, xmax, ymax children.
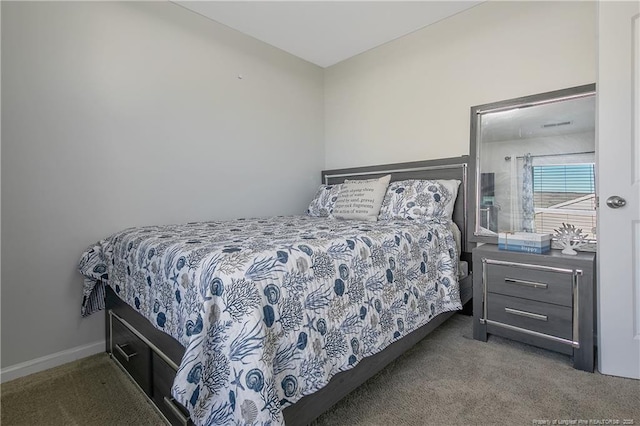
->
<box><xmin>469</xmin><ymin>84</ymin><xmax>596</xmax><ymax>246</ymax></box>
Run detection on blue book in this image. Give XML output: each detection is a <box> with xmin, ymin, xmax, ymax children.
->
<box><xmin>498</xmin><ymin>243</ymin><xmax>551</xmax><ymax>254</ymax></box>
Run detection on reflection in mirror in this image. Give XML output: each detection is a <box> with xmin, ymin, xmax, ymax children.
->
<box><xmin>471</xmin><ymin>85</ymin><xmax>596</xmax><ymax>244</ymax></box>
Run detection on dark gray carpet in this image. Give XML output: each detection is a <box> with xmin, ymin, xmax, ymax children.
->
<box><xmin>313</xmin><ymin>315</ymin><xmax>640</xmax><ymax>425</ymax></box>
<box><xmin>2</xmin><ymin>315</ymin><xmax>638</xmax><ymax>425</ymax></box>
<box><xmin>1</xmin><ymin>354</ymin><xmax>163</xmax><ymax>425</ymax></box>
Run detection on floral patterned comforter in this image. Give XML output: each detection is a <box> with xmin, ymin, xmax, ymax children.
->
<box><xmin>78</xmin><ymin>215</ymin><xmax>461</xmax><ymax>425</ymax></box>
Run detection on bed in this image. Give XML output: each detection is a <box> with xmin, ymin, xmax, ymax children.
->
<box><xmin>79</xmin><ymin>156</ymin><xmax>473</xmax><ymax>426</ymax></box>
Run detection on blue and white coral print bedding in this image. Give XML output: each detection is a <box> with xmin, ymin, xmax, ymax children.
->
<box><xmin>79</xmin><ymin>215</ymin><xmax>461</xmax><ymax>425</ymax></box>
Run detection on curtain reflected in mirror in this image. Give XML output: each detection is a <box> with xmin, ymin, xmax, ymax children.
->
<box><xmin>471</xmin><ymin>85</ymin><xmax>596</xmax><ymax>245</ymax></box>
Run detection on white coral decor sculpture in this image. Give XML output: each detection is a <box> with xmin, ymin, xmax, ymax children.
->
<box><xmin>554</xmin><ymin>223</ymin><xmax>588</xmax><ymax>255</ymax></box>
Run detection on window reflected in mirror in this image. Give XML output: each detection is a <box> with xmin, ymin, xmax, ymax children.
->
<box><xmin>471</xmin><ymin>85</ymin><xmax>596</xmax><ymax>244</ymax></box>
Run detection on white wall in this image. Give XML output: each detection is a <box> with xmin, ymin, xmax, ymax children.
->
<box><xmin>1</xmin><ymin>2</ymin><xmax>324</xmax><ymax>370</ymax></box>
<box><xmin>324</xmin><ymin>1</ymin><xmax>597</xmax><ymax>169</ymax></box>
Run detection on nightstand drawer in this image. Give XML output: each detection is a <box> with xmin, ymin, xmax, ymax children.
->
<box><xmin>487</xmin><ymin>293</ymin><xmax>572</xmax><ymax>340</ymax></box>
<box><xmin>486</xmin><ymin>263</ymin><xmax>572</xmax><ymax>307</ymax></box>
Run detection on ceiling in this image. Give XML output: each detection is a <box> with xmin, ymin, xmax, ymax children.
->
<box><xmin>481</xmin><ymin>95</ymin><xmax>596</xmax><ymax>143</ymax></box>
<box><xmin>174</xmin><ymin>1</ymin><xmax>483</xmax><ymax>68</ymax></box>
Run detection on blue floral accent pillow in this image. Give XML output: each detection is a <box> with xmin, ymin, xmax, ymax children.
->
<box><xmin>378</xmin><ymin>179</ymin><xmax>461</xmax><ymax>221</ymax></box>
<box><xmin>307</xmin><ymin>184</ymin><xmax>343</xmax><ymax>217</ymax></box>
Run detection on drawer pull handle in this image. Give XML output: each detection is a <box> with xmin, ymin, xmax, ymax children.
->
<box><xmin>163</xmin><ymin>396</ymin><xmax>190</xmax><ymax>426</ymax></box>
<box><xmin>115</xmin><ymin>343</ymin><xmax>137</xmax><ymax>362</ymax></box>
<box><xmin>504</xmin><ymin>307</ymin><xmax>548</xmax><ymax>321</ymax></box>
<box><xmin>504</xmin><ymin>278</ymin><xmax>548</xmax><ymax>289</ymax></box>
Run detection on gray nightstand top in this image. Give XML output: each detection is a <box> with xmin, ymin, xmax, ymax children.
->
<box><xmin>473</xmin><ymin>244</ymin><xmax>596</xmax><ymax>263</ymax></box>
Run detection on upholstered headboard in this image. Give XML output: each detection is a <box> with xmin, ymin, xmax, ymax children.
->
<box><xmin>321</xmin><ymin>156</ymin><xmax>473</xmax><ymax>264</ymax></box>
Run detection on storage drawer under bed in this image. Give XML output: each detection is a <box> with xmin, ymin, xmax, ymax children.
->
<box><xmin>109</xmin><ymin>309</ymin><xmax>192</xmax><ymax>426</ymax></box>
<box><xmin>152</xmin><ymin>352</ymin><xmax>193</xmax><ymax>426</ymax></box>
<box><xmin>111</xmin><ymin>314</ymin><xmax>152</xmax><ymax>396</ymax></box>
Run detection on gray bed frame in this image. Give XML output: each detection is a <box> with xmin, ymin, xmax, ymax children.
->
<box><xmin>105</xmin><ymin>156</ymin><xmax>474</xmax><ymax>426</ymax></box>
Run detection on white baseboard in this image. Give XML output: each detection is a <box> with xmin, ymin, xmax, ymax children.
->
<box><xmin>1</xmin><ymin>340</ymin><xmax>105</xmax><ymax>383</ymax></box>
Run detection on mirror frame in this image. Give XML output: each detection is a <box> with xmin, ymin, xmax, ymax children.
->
<box><xmin>468</xmin><ymin>83</ymin><xmax>596</xmax><ymax>244</ymax></box>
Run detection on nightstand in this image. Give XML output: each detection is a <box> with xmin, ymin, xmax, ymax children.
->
<box><xmin>472</xmin><ymin>244</ymin><xmax>596</xmax><ymax>372</ymax></box>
